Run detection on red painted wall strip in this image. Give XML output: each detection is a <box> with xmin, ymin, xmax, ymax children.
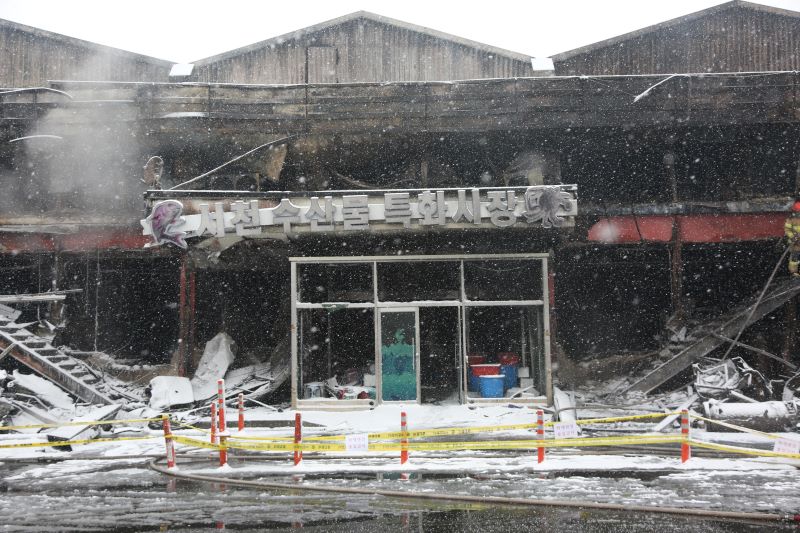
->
<box><xmin>588</xmin><ymin>213</ymin><xmax>786</xmax><ymax>243</ymax></box>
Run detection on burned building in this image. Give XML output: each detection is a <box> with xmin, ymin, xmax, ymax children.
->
<box><xmin>188</xmin><ymin>11</ymin><xmax>540</xmax><ymax>84</ymax></box>
<box><xmin>0</xmin><ymin>2</ymin><xmax>798</xmax><ymax>409</ymax></box>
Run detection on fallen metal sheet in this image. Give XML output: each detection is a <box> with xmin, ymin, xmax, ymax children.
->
<box><xmin>44</xmin><ymin>404</ymin><xmax>122</xmax><ymax>450</ymax></box>
<box><xmin>149</xmin><ymin>376</ymin><xmax>194</xmax><ymax>410</ymax></box>
<box><xmin>0</xmin><ymin>398</ymin><xmax>57</xmax><ymax>425</ymax></box>
<box><xmin>0</xmin><ymin>303</ymin><xmax>21</xmax><ymax>320</ymax></box>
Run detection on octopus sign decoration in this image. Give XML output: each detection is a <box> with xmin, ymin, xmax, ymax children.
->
<box><xmin>523</xmin><ymin>187</ymin><xmax>575</xmax><ymax>229</ymax></box>
<box><xmin>143</xmin><ymin>200</ymin><xmax>187</xmax><ymax>249</ymax></box>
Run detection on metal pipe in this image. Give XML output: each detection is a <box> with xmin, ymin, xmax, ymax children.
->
<box><xmin>148</xmin><ymin>458</ymin><xmax>799</xmax><ymax>523</ymax></box>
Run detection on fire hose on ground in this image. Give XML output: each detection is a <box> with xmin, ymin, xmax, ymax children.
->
<box><xmin>147</xmin><ymin>456</ymin><xmax>800</xmax><ymax>523</ymax></box>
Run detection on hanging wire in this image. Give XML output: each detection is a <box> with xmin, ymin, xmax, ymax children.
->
<box><xmin>720</xmin><ymin>245</ymin><xmax>792</xmax><ymax>361</ymax></box>
<box><xmin>168</xmin><ymin>135</ymin><xmax>298</xmax><ymax>190</ymax></box>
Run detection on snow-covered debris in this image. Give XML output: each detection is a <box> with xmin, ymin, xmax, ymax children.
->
<box><xmin>703</xmin><ymin>398</ymin><xmax>798</xmax><ymax>427</ymax></box>
<box><xmin>191</xmin><ymin>332</ymin><xmax>235</xmax><ymax>401</ymax></box>
<box><xmin>10</xmin><ymin>370</ymin><xmax>74</xmax><ymax>409</ymax></box>
<box><xmin>0</xmin><ymin>302</ymin><xmax>21</xmax><ymax>320</ymax></box>
<box><xmin>148</xmin><ymin>376</ymin><xmax>194</xmax><ymax>409</ymax></box>
<box><xmin>45</xmin><ymin>404</ymin><xmax>122</xmax><ymax>447</ymax></box>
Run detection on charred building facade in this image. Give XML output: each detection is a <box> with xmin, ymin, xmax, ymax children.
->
<box><xmin>0</xmin><ymin>2</ymin><xmax>798</xmax><ymax>408</ymax></box>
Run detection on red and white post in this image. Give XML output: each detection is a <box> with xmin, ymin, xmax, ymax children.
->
<box><xmin>400</xmin><ymin>411</ymin><xmax>409</xmax><ymax>465</ymax></box>
<box><xmin>210</xmin><ymin>402</ymin><xmax>218</xmax><ymax>445</ymax></box>
<box><xmin>680</xmin><ymin>409</ymin><xmax>691</xmax><ymax>463</ymax></box>
<box><xmin>536</xmin><ymin>409</ymin><xmax>545</xmax><ymax>464</ymax></box>
<box><xmin>217</xmin><ymin>379</ymin><xmax>227</xmax><ymax>434</ymax></box>
<box><xmin>162</xmin><ymin>414</ymin><xmax>177</xmax><ymax>469</ymax></box>
<box><xmin>294</xmin><ymin>412</ymin><xmax>303</xmax><ymax>466</ymax></box>
<box><xmin>237</xmin><ymin>393</ymin><xmax>245</xmax><ymax>432</ymax></box>
<box><xmin>217</xmin><ymin>379</ymin><xmax>229</xmax><ymax>467</ymax></box>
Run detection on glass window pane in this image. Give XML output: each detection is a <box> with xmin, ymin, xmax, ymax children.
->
<box><xmin>464</xmin><ymin>259</ymin><xmax>542</xmax><ymax>301</ymax></box>
<box><xmin>377</xmin><ymin>261</ymin><xmax>459</xmax><ymax>302</ymax></box>
<box><xmin>380</xmin><ymin>310</ymin><xmax>418</xmax><ymax>401</ymax></box>
<box><xmin>298</xmin><ymin>308</ymin><xmax>375</xmax><ymax>400</ymax></box>
<box><xmin>298</xmin><ymin>262</ymin><xmax>373</xmax><ymax>303</ymax></box>
<box><xmin>464</xmin><ymin>306</ymin><xmax>545</xmax><ymax>397</ymax></box>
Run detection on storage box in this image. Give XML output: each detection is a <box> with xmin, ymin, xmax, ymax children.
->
<box><xmin>517</xmin><ymin>367</ymin><xmax>530</xmax><ymax>378</ymax></box>
<box><xmin>519</xmin><ymin>377</ymin><xmax>535</xmax><ymax>388</ymax></box>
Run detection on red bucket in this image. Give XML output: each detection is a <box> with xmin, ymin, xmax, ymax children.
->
<box><xmin>467</xmin><ymin>353</ymin><xmax>486</xmax><ymax>366</ymax></box>
<box><xmin>471</xmin><ymin>364</ymin><xmax>501</xmax><ymax>377</ymax></box>
<box><xmin>498</xmin><ymin>352</ymin><xmax>520</xmax><ymax>366</ymax></box>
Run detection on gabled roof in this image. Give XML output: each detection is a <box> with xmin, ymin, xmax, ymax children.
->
<box><xmin>193</xmin><ymin>11</ymin><xmax>532</xmax><ymax>66</ymax></box>
<box><xmin>0</xmin><ymin>17</ymin><xmax>174</xmax><ymax>66</ymax></box>
<box><xmin>551</xmin><ymin>1</ymin><xmax>800</xmax><ymax>62</ymax></box>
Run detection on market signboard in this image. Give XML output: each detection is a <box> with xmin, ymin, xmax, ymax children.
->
<box><xmin>141</xmin><ymin>186</ymin><xmax>578</xmax><ymax>249</ymax></box>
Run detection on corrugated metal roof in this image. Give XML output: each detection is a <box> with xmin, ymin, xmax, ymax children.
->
<box><xmin>192</xmin><ymin>11</ymin><xmax>532</xmax><ymax>66</ymax></box>
<box><xmin>0</xmin><ymin>17</ymin><xmax>174</xmax><ymax>66</ymax></box>
<box><xmin>550</xmin><ymin>1</ymin><xmax>800</xmax><ymax>62</ymax></box>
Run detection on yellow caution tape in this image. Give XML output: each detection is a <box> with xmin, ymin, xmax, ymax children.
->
<box><xmin>0</xmin><ymin>417</ymin><xmax>164</xmax><ymax>432</ymax></box>
<box><xmin>221</xmin><ymin>434</ymin><xmax>295</xmax><ymax>441</ymax></box>
<box><xmin>689</xmin><ymin>439</ymin><xmax>800</xmax><ymax>460</ymax></box>
<box><xmin>688</xmin><ymin>414</ymin><xmax>782</xmax><ymax>440</ymax></box>
<box><xmin>9</xmin><ymin>427</ymin><xmax>787</xmax><ymax>462</ymax></box>
<box><xmin>574</xmin><ymin>412</ymin><xmax>681</xmax><ymax>425</ymax></box>
<box><xmin>221</xmin><ymin>434</ymin><xmax>685</xmax><ymax>453</ymax></box>
<box><xmin>225</xmin><ymin>424</ymin><xmax>535</xmax><ymax>442</ymax></box>
<box><xmin>172</xmin><ymin>435</ymin><xmax>223</xmax><ymax>451</ymax></box>
<box><xmin>227</xmin><ymin>413</ymin><xmax>679</xmax><ymax>444</ymax></box>
<box><xmin>230</xmin><ymin>440</ymin><xmax>347</xmax><ymax>453</ymax></box>
<box><xmin>364</xmin><ymin>422</ymin><xmax>539</xmax><ymax>441</ymax></box>
<box><xmin>0</xmin><ymin>435</ymin><xmax>156</xmax><ymax>449</ymax></box>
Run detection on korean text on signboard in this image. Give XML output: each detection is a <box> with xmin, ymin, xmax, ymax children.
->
<box><xmin>142</xmin><ymin>186</ymin><xmax>577</xmax><ymax>247</ymax></box>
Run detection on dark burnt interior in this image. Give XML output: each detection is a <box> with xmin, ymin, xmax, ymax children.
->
<box><xmin>0</xmin><ymin>72</ymin><xmax>796</xmax><ymax>396</ymax></box>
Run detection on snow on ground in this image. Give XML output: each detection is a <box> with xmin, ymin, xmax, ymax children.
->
<box><xmin>2</xmin><ymin>400</ymin><xmax>800</xmax><ymax>530</ymax></box>
<box><xmin>2</xmin><ymin>402</ymin><xmax>797</xmax><ymax>471</ymax></box>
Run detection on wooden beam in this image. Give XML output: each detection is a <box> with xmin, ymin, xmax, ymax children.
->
<box><xmin>17</xmin><ymin>72</ymin><xmax>800</xmax><ymax>137</ymax></box>
<box><xmin>0</xmin><ymin>289</ymin><xmax>81</xmax><ymax>304</ymax></box>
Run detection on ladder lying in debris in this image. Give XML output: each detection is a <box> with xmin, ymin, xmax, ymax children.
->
<box><xmin>0</xmin><ymin>314</ymin><xmax>116</xmax><ymax>405</ymax></box>
<box><xmin>623</xmin><ymin>277</ymin><xmax>800</xmax><ymax>395</ymax></box>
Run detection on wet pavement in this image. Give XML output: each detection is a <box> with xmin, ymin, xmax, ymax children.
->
<box><xmin>1</xmin><ymin>458</ymin><xmax>798</xmax><ymax>531</ymax></box>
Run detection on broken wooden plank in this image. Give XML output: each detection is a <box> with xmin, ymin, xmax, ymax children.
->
<box><xmin>0</xmin><ymin>289</ymin><xmax>81</xmax><ymax>304</ymax></box>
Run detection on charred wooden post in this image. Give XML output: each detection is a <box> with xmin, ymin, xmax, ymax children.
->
<box><xmin>177</xmin><ymin>255</ymin><xmax>196</xmax><ymax>377</ymax></box>
<box><xmin>665</xmin><ymin>149</ymin><xmax>685</xmax><ymax>322</ymax></box>
<box><xmin>782</xmin><ymin>298</ymin><xmax>797</xmax><ymax>365</ymax></box>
